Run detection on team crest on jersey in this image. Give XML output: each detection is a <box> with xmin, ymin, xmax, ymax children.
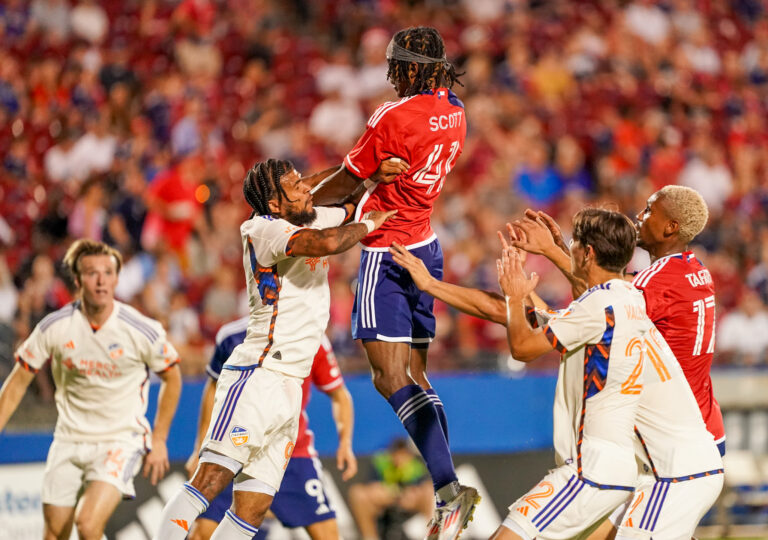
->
<box><xmin>109</xmin><ymin>343</ymin><xmax>124</xmax><ymax>360</ymax></box>
<box><xmin>230</xmin><ymin>426</ymin><xmax>249</xmax><ymax>447</ymax></box>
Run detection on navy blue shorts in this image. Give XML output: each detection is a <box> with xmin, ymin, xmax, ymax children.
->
<box><xmin>352</xmin><ymin>238</ymin><xmax>443</xmax><ymax>345</ymax></box>
<box><xmin>199</xmin><ymin>457</ymin><xmax>335</xmax><ymax>531</ymax></box>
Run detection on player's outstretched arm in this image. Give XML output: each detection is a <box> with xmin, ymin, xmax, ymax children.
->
<box><xmin>329</xmin><ymin>384</ymin><xmax>358</xmax><ymax>481</ymax></box>
<box><xmin>311</xmin><ymin>159</ymin><xmax>409</xmax><ymax>206</ymax></box>
<box><xmin>390</xmin><ymin>242</ymin><xmax>508</xmax><ymax>325</ymax></box>
<box><xmin>0</xmin><ymin>364</ymin><xmax>35</xmax><ymax>433</ymax></box>
<box><xmin>287</xmin><ymin>210</ymin><xmax>397</xmax><ymax>257</ymax></box>
<box><xmin>185</xmin><ymin>377</ymin><xmax>217</xmax><ymax>478</ymax></box>
<box><xmin>144</xmin><ymin>364</ymin><xmax>182</xmax><ymax>485</ymax></box>
<box><xmin>497</xmin><ymin>248</ymin><xmax>555</xmax><ymax>362</ymax></box>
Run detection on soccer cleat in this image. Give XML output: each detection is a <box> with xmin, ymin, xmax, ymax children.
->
<box><xmin>424</xmin><ymin>486</ymin><xmax>481</xmax><ymax>540</ymax></box>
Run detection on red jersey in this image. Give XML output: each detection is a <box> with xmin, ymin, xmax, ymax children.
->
<box><xmin>632</xmin><ymin>252</ymin><xmax>725</xmax><ymax>443</ymax></box>
<box><xmin>344</xmin><ymin>88</ymin><xmax>466</xmax><ymax>249</ymax></box>
<box><xmin>294</xmin><ymin>335</ymin><xmax>345</xmax><ymax>458</ymax></box>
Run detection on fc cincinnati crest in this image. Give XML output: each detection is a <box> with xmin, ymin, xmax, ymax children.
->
<box><xmin>108</xmin><ymin>343</ymin><xmax>124</xmax><ymax>360</ymax></box>
<box><xmin>230</xmin><ymin>426</ymin><xmax>249</xmax><ymax>447</ymax></box>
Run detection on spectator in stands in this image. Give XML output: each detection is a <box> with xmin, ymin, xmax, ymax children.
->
<box><xmin>717</xmin><ymin>290</ymin><xmax>768</xmax><ymax>366</ymax></box>
<box><xmin>348</xmin><ymin>438</ymin><xmax>434</xmax><ymax>540</ymax></box>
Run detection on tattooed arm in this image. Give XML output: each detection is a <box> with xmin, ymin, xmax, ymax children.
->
<box><xmin>286</xmin><ymin>210</ymin><xmax>397</xmax><ymax>257</ymax></box>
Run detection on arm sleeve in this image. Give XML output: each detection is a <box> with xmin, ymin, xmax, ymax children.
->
<box><xmin>244</xmin><ymin>217</ymin><xmax>307</xmax><ymax>266</ymax></box>
<box><xmin>311</xmin><ymin>207</ymin><xmax>348</xmax><ymax>229</ymax></box>
<box><xmin>311</xmin><ymin>337</ymin><xmax>344</xmax><ymax>393</ymax></box>
<box><xmin>543</xmin><ymin>300</ymin><xmax>606</xmax><ymax>354</ymax></box>
<box><xmin>144</xmin><ymin>326</ymin><xmax>180</xmax><ymax>373</ymax></box>
<box><xmin>14</xmin><ymin>324</ymin><xmax>51</xmax><ymax>373</ymax></box>
<box><xmin>344</xmin><ymin>108</ymin><xmax>410</xmax><ymax>179</ymax></box>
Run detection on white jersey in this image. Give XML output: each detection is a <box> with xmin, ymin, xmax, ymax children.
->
<box><xmin>228</xmin><ymin>207</ymin><xmax>347</xmax><ymax>378</ymax></box>
<box><xmin>15</xmin><ymin>301</ymin><xmax>179</xmax><ymax>447</ymax></box>
<box><xmin>543</xmin><ymin>279</ymin><xmax>649</xmax><ymax>490</ymax></box>
<box><xmin>633</xmin><ymin>327</ymin><xmax>723</xmax><ymax>479</ymax></box>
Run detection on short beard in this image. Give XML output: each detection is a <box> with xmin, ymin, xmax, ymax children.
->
<box><xmin>284</xmin><ymin>207</ymin><xmax>317</xmax><ymax>227</ymax></box>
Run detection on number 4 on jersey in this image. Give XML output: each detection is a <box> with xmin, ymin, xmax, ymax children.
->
<box><xmin>413</xmin><ymin>141</ymin><xmax>461</xmax><ymax>194</ymax></box>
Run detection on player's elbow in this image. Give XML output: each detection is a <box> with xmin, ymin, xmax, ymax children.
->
<box><xmin>507</xmin><ymin>340</ymin><xmax>540</xmax><ymax>363</ymax></box>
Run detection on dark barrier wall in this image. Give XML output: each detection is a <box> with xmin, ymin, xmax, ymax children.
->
<box><xmin>0</xmin><ymin>372</ymin><xmax>557</xmax><ymax>463</ymax></box>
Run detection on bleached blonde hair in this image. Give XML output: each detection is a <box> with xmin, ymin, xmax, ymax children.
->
<box><xmin>657</xmin><ymin>185</ymin><xmax>709</xmax><ymax>244</ymax></box>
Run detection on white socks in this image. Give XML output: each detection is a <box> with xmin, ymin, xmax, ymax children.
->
<box><xmin>210</xmin><ymin>509</ymin><xmax>259</xmax><ymax>539</ymax></box>
<box><xmin>152</xmin><ymin>483</ymin><xmax>210</xmax><ymax>540</ymax></box>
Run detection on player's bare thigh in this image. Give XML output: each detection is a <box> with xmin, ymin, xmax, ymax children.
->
<box><xmin>73</xmin><ymin>480</ymin><xmax>123</xmax><ymax>539</ymax></box>
<box><xmin>43</xmin><ymin>504</ymin><xmax>75</xmax><ymax>540</ymax></box>
<box><xmin>363</xmin><ymin>341</ymin><xmax>415</xmax><ymax>397</ymax></box>
<box><xmin>585</xmin><ymin>519</ymin><xmax>617</xmax><ymax>540</ymax></box>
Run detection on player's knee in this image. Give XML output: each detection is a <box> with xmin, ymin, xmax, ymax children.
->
<box><xmin>191</xmin><ymin>461</ymin><xmax>236</xmax><ymax>501</ymax></box>
<box><xmin>74</xmin><ymin>516</ymin><xmax>104</xmax><ymax>540</ymax></box>
<box><xmin>371</xmin><ymin>369</ymin><xmax>409</xmax><ymax>398</ymax></box>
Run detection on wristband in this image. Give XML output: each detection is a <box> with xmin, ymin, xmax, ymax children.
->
<box><xmin>361</xmin><ymin>219</ymin><xmax>375</xmax><ymax>234</ymax></box>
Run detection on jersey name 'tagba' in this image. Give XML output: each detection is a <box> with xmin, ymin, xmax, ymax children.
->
<box><xmin>632</xmin><ymin>251</ymin><xmax>724</xmax><ymax>443</ymax></box>
<box><xmin>345</xmin><ymin>88</ymin><xmax>466</xmax><ymax>250</ymax></box>
<box><xmin>229</xmin><ymin>207</ymin><xmax>346</xmax><ymax>379</ymax></box>
<box><xmin>14</xmin><ymin>301</ymin><xmax>179</xmax><ymax>447</ymax></box>
<box><xmin>209</xmin><ymin>319</ymin><xmax>344</xmax><ymax>459</ymax></box>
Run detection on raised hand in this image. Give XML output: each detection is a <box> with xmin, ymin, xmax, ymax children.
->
<box><xmin>509</xmin><ymin>213</ymin><xmax>559</xmax><ymax>257</ymax></box>
<box><xmin>531</xmin><ymin>210</ymin><xmax>569</xmax><ymax>255</ymax></box>
<box><xmin>497</xmin><ymin>247</ymin><xmax>539</xmax><ymax>302</ymax></box>
<box><xmin>389</xmin><ymin>242</ymin><xmax>433</xmax><ymax>291</ymax></box>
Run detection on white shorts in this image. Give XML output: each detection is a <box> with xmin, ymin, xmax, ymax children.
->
<box><xmin>612</xmin><ymin>473</ymin><xmax>724</xmax><ymax>539</ymax></box>
<box><xmin>503</xmin><ymin>465</ymin><xmax>631</xmax><ymax>540</ymax></box>
<box><xmin>202</xmin><ymin>367</ymin><xmax>303</xmax><ymax>491</ymax></box>
<box><xmin>42</xmin><ymin>439</ymin><xmax>145</xmax><ymax>506</ymax></box>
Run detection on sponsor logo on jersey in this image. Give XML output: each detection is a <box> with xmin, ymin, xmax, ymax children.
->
<box><xmin>109</xmin><ymin>343</ymin><xmax>124</xmax><ymax>360</ymax></box>
<box><xmin>230</xmin><ymin>426</ymin><xmax>249</xmax><ymax>447</ymax></box>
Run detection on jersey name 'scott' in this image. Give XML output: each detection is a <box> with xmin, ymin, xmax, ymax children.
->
<box><xmin>15</xmin><ymin>301</ymin><xmax>179</xmax><ymax>446</ymax></box>
<box><xmin>632</xmin><ymin>251</ymin><xmax>724</xmax><ymax>443</ymax></box>
<box><xmin>544</xmin><ymin>279</ymin><xmax>650</xmax><ymax>489</ymax></box>
<box><xmin>229</xmin><ymin>207</ymin><xmax>346</xmax><ymax>378</ymax></box>
<box><xmin>345</xmin><ymin>88</ymin><xmax>466</xmax><ymax>250</ymax></box>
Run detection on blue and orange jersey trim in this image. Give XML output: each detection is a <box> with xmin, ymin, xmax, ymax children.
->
<box><xmin>15</xmin><ymin>355</ymin><xmax>39</xmax><ymax>373</ymax></box>
<box><xmin>544</xmin><ymin>325</ymin><xmax>567</xmax><ymax>353</ymax></box>
<box><xmin>285</xmin><ymin>230</ymin><xmax>304</xmax><ymax>256</ymax></box>
<box><xmin>635</xmin><ymin>426</ymin><xmax>723</xmax><ymax>483</ymax></box>
<box><xmin>576</xmin><ymin>307</ymin><xmax>614</xmax><ymax>479</ymax></box>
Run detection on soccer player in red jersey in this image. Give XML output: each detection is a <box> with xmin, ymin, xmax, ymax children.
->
<box><xmin>508</xmin><ymin>186</ymin><xmax>725</xmax><ymax>456</ymax></box>
<box><xmin>632</xmin><ymin>185</ymin><xmax>725</xmax><ymax>454</ymax></box>
<box><xmin>309</xmin><ymin>26</ymin><xmax>477</xmax><ymax>540</ymax></box>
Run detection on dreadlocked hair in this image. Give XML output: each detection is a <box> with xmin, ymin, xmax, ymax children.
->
<box><xmin>243</xmin><ymin>158</ymin><xmax>295</xmax><ymax>217</ymax></box>
<box><xmin>387</xmin><ymin>26</ymin><xmax>463</xmax><ymax>96</ymax></box>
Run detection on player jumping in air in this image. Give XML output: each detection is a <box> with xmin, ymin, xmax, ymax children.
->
<box><xmin>310</xmin><ymin>26</ymin><xmax>477</xmax><ymax>540</ymax></box>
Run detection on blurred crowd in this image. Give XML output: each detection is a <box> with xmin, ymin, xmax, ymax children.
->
<box><xmin>3</xmin><ymin>0</ymin><xmax>768</xmax><ymax>391</ymax></box>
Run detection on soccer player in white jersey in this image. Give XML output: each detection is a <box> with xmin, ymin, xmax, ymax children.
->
<box><xmin>393</xmin><ymin>209</ymin><xmax>652</xmax><ymax>539</ymax></box>
<box><xmin>154</xmin><ymin>158</ymin><xmax>395</xmax><ymax>540</ymax></box>
<box><xmin>394</xmin><ymin>208</ymin><xmax>724</xmax><ymax>539</ymax></box>
<box><xmin>0</xmin><ymin>239</ymin><xmax>182</xmax><ymax>540</ymax></box>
